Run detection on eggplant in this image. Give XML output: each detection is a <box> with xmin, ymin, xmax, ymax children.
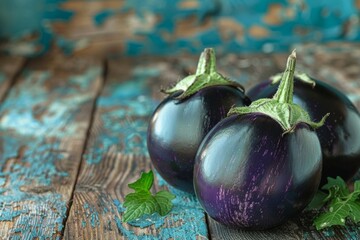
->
<box><xmin>194</xmin><ymin>50</ymin><xmax>328</xmax><ymax>229</ymax></box>
<box><xmin>247</xmin><ymin>73</ymin><xmax>360</xmax><ymax>185</ymax></box>
<box><xmin>147</xmin><ymin>48</ymin><xmax>250</xmax><ymax>193</ymax></box>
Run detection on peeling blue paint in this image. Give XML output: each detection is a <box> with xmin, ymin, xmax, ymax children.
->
<box><xmin>112</xmin><ymin>181</ymin><xmax>208</xmax><ymax>240</ymax></box>
<box><xmin>117</xmin><ymin>0</ymin><xmax>360</xmax><ymax>55</ymax></box>
<box><xmin>86</xmin><ymin>67</ymin><xmax>159</xmax><ymax>164</ymax></box>
<box><xmin>0</xmin><ymin>66</ymin><xmax>100</xmax><ymax>238</ymax></box>
<box><xmin>120</xmin><ymin>0</ymin><xmax>199</xmax><ymax>28</ymax></box>
<box><xmin>0</xmin><ymin>68</ymin><xmax>100</xmax><ymax>137</ymax></box>
<box><xmin>0</xmin><ymin>136</ymin><xmax>68</xmax><ymax>238</ymax></box>
<box><xmin>0</xmin><ymin>138</ymin><xmax>68</xmax><ymax>202</ymax></box>
<box><xmin>83</xmin><ymin>203</ymin><xmax>100</xmax><ymax>228</ymax></box>
<box><xmin>0</xmin><ymin>178</ymin><xmax>6</xmax><ymax>186</ymax></box>
<box><xmin>3</xmin><ymin>0</ymin><xmax>360</xmax><ymax>56</ymax></box>
<box><xmin>93</xmin><ymin>10</ymin><xmax>116</xmax><ymax>26</ymax></box>
<box><xmin>81</xmin><ymin>63</ymin><xmax>207</xmax><ymax>238</ymax></box>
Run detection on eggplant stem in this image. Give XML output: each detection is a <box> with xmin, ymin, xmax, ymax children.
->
<box><xmin>273</xmin><ymin>49</ymin><xmax>296</xmax><ymax>104</ymax></box>
<box><xmin>196</xmin><ymin>48</ymin><xmax>217</xmax><ymax>75</ymax></box>
<box><xmin>228</xmin><ymin>49</ymin><xmax>329</xmax><ymax>132</ymax></box>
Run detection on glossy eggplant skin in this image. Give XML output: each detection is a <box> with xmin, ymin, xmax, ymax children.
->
<box><xmin>147</xmin><ymin>86</ymin><xmax>250</xmax><ymax>193</ymax></box>
<box><xmin>194</xmin><ymin>114</ymin><xmax>322</xmax><ymax>230</ymax></box>
<box><xmin>247</xmin><ymin>78</ymin><xmax>360</xmax><ymax>185</ymax></box>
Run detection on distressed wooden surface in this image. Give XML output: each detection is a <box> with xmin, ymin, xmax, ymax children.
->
<box><xmin>0</xmin><ymin>56</ymin><xmax>24</xmax><ymax>100</ymax></box>
<box><xmin>208</xmin><ymin>211</ymin><xmax>360</xmax><ymax>240</ymax></box>
<box><xmin>64</xmin><ymin>57</ymin><xmax>209</xmax><ymax>239</ymax></box>
<box><xmin>0</xmin><ymin>43</ymin><xmax>359</xmax><ymax>239</ymax></box>
<box><xmin>0</xmin><ymin>56</ymin><xmax>103</xmax><ymax>239</ymax></box>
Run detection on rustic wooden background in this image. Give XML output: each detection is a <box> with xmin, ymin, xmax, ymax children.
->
<box><xmin>0</xmin><ymin>42</ymin><xmax>359</xmax><ymax>239</ymax></box>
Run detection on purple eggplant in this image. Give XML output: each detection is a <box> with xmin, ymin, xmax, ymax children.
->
<box><xmin>147</xmin><ymin>48</ymin><xmax>249</xmax><ymax>193</ymax></box>
<box><xmin>194</xmin><ymin>50</ymin><xmax>329</xmax><ymax>229</ymax></box>
<box><xmin>247</xmin><ymin>74</ymin><xmax>360</xmax><ymax>185</ymax></box>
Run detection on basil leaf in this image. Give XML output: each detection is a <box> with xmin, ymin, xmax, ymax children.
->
<box><xmin>313</xmin><ymin>178</ymin><xmax>360</xmax><ymax>230</ymax></box>
<box><xmin>123</xmin><ymin>170</ymin><xmax>176</xmax><ymax>223</ymax></box>
<box><xmin>306</xmin><ymin>191</ymin><xmax>328</xmax><ymax>210</ymax></box>
<box><xmin>154</xmin><ymin>191</ymin><xmax>176</xmax><ymax>216</ymax></box>
<box><xmin>128</xmin><ymin>171</ymin><xmax>154</xmax><ymax>192</ymax></box>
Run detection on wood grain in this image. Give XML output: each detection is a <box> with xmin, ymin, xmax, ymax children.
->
<box><xmin>0</xmin><ymin>55</ymin><xmax>103</xmax><ymax>239</ymax></box>
<box><xmin>208</xmin><ymin>217</ymin><xmax>303</xmax><ymax>240</ymax></box>
<box><xmin>208</xmin><ymin>211</ymin><xmax>360</xmax><ymax>240</ymax></box>
<box><xmin>0</xmin><ymin>56</ymin><xmax>24</xmax><ymax>100</ymax></box>
<box><xmin>64</xmin><ymin>56</ymin><xmax>209</xmax><ymax>239</ymax></box>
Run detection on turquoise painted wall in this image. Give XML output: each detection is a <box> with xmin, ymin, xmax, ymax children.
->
<box><xmin>0</xmin><ymin>0</ymin><xmax>359</xmax><ymax>55</ymax></box>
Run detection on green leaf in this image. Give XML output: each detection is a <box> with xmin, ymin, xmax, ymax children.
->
<box><xmin>162</xmin><ymin>75</ymin><xmax>197</xmax><ymax>95</ymax></box>
<box><xmin>322</xmin><ymin>176</ymin><xmax>349</xmax><ymax>197</ymax></box>
<box><xmin>123</xmin><ymin>191</ymin><xmax>149</xmax><ymax>207</ymax></box>
<box><xmin>307</xmin><ymin>191</ymin><xmax>328</xmax><ymax>210</ymax></box>
<box><xmin>162</xmin><ymin>48</ymin><xmax>244</xmax><ymax>100</ymax></box>
<box><xmin>122</xmin><ymin>171</ymin><xmax>176</xmax><ymax>223</ymax></box>
<box><xmin>123</xmin><ymin>191</ymin><xmax>158</xmax><ymax>222</ymax></box>
<box><xmin>314</xmin><ymin>205</ymin><xmax>347</xmax><ymax>230</ymax></box>
<box><xmin>227</xmin><ymin>50</ymin><xmax>329</xmax><ymax>133</ymax></box>
<box><xmin>128</xmin><ymin>170</ymin><xmax>154</xmax><ymax>192</ymax></box>
<box><xmin>354</xmin><ymin>180</ymin><xmax>360</xmax><ymax>191</ymax></box>
<box><xmin>314</xmin><ymin>197</ymin><xmax>351</xmax><ymax>230</ymax></box>
<box><xmin>154</xmin><ymin>191</ymin><xmax>176</xmax><ymax>216</ymax></box>
<box><xmin>348</xmin><ymin>201</ymin><xmax>360</xmax><ymax>223</ymax></box>
<box><xmin>324</xmin><ymin>186</ymin><xmax>339</xmax><ymax>203</ymax></box>
<box><xmin>270</xmin><ymin>71</ymin><xmax>316</xmax><ymax>87</ymax></box>
<box><xmin>313</xmin><ymin>176</ymin><xmax>360</xmax><ymax>230</ymax></box>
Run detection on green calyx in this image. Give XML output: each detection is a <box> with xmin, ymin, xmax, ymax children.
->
<box><xmin>228</xmin><ymin>50</ymin><xmax>329</xmax><ymax>133</ymax></box>
<box><xmin>270</xmin><ymin>71</ymin><xmax>316</xmax><ymax>87</ymax></box>
<box><xmin>162</xmin><ymin>48</ymin><xmax>244</xmax><ymax>99</ymax></box>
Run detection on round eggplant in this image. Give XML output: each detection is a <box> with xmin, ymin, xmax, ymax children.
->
<box><xmin>247</xmin><ymin>76</ymin><xmax>360</xmax><ymax>185</ymax></box>
<box><xmin>194</xmin><ymin>113</ymin><xmax>322</xmax><ymax>229</ymax></box>
<box><xmin>147</xmin><ymin>48</ymin><xmax>249</xmax><ymax>193</ymax></box>
<box><xmin>194</xmin><ymin>50</ymin><xmax>328</xmax><ymax>229</ymax></box>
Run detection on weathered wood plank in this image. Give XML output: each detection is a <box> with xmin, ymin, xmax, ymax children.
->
<box><xmin>0</xmin><ymin>56</ymin><xmax>24</xmax><ymax>100</ymax></box>
<box><xmin>208</xmin><ymin>210</ymin><xmax>360</xmax><ymax>240</ymax></box>
<box><xmin>208</xmin><ymin>217</ymin><xmax>303</xmax><ymax>240</ymax></box>
<box><xmin>0</xmin><ymin>55</ymin><xmax>103</xmax><ymax>239</ymax></box>
<box><xmin>64</xmin><ymin>56</ymin><xmax>211</xmax><ymax>239</ymax></box>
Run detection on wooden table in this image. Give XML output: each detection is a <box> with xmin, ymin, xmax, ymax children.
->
<box><xmin>0</xmin><ymin>43</ymin><xmax>359</xmax><ymax>239</ymax></box>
